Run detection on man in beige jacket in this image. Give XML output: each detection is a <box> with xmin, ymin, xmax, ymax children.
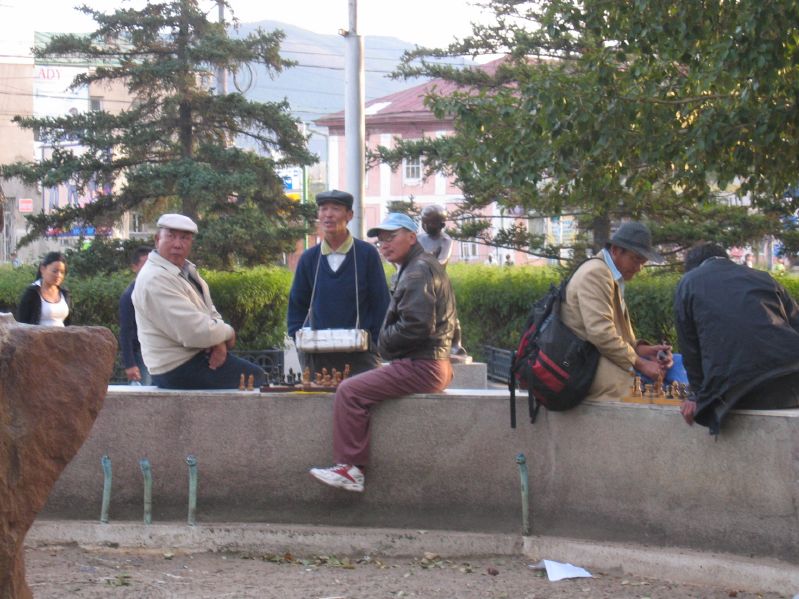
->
<box><xmin>132</xmin><ymin>213</ymin><xmax>264</xmax><ymax>389</ymax></box>
<box><xmin>560</xmin><ymin>222</ymin><xmax>672</xmax><ymax>401</ymax></box>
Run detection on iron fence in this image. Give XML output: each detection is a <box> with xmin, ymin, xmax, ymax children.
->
<box><xmin>484</xmin><ymin>345</ymin><xmax>513</xmax><ymax>385</ymax></box>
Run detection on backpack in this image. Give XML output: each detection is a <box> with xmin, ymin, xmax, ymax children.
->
<box><xmin>509</xmin><ymin>259</ymin><xmax>600</xmax><ymax>427</ymax></box>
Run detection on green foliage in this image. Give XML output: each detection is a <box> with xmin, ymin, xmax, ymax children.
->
<box><xmin>200</xmin><ymin>267</ymin><xmax>292</xmax><ymax>349</ymax></box>
<box><xmin>448</xmin><ymin>264</ymin><xmax>561</xmax><ymax>356</ymax></box>
<box><xmin>1</xmin><ymin>0</ymin><xmax>316</xmax><ymax>266</ymax></box>
<box><xmin>373</xmin><ymin>0</ymin><xmax>799</xmax><ymax>259</ymax></box>
<box><xmin>64</xmin><ymin>237</ymin><xmax>153</xmax><ymax>277</ymax></box>
<box><xmin>0</xmin><ymin>264</ymin><xmax>291</xmax><ymax>349</ymax></box>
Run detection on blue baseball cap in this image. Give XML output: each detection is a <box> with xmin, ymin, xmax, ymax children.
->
<box><xmin>367</xmin><ymin>213</ymin><xmax>418</xmax><ymax>237</ymax></box>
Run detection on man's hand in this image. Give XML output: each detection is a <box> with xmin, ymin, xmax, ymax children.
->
<box><xmin>207</xmin><ymin>342</ymin><xmax>228</xmax><ymax>370</ymax></box>
<box><xmin>681</xmin><ymin>399</ymin><xmax>697</xmax><ymax>425</ymax></box>
<box><xmin>637</xmin><ymin>343</ymin><xmax>673</xmax><ymax>374</ymax></box>
<box><xmin>634</xmin><ymin>356</ymin><xmax>662</xmax><ymax>381</ymax></box>
<box><xmin>124</xmin><ymin>366</ymin><xmax>141</xmax><ymax>382</ymax></box>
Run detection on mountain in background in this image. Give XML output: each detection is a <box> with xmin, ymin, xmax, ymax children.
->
<box><xmin>232</xmin><ymin>21</ymin><xmax>468</xmax><ymax>135</ymax></box>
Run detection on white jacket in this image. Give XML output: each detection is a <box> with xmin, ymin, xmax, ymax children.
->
<box><xmin>132</xmin><ymin>251</ymin><xmax>234</xmax><ymax>375</ymax></box>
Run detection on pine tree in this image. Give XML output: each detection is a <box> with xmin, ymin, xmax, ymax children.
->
<box><xmin>2</xmin><ymin>0</ymin><xmax>316</xmax><ymax>268</ymax></box>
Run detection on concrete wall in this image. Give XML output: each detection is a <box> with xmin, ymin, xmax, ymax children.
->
<box><xmin>42</xmin><ymin>387</ymin><xmax>799</xmax><ymax>564</ymax></box>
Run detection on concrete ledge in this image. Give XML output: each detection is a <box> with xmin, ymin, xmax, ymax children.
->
<box><xmin>26</xmin><ymin>521</ymin><xmax>799</xmax><ymax>594</ymax></box>
<box><xmin>42</xmin><ymin>386</ymin><xmax>799</xmax><ymax>565</ymax></box>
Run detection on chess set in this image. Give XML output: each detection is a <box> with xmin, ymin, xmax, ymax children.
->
<box><xmin>257</xmin><ymin>365</ymin><xmax>351</xmax><ymax>393</ymax></box>
<box><xmin>622</xmin><ymin>373</ymin><xmax>691</xmax><ymax>406</ymax></box>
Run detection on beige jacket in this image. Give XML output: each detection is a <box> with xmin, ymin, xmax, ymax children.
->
<box><xmin>560</xmin><ymin>256</ymin><xmax>638</xmax><ymax>401</ymax></box>
<box><xmin>132</xmin><ymin>251</ymin><xmax>234</xmax><ymax>375</ymax></box>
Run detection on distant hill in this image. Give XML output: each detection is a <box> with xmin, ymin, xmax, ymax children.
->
<box><xmin>232</xmin><ymin>20</ymin><xmax>467</xmax><ymax>125</ymax></box>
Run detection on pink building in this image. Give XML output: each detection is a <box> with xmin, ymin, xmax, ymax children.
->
<box><xmin>315</xmin><ymin>74</ymin><xmax>532</xmax><ymax>266</ymax></box>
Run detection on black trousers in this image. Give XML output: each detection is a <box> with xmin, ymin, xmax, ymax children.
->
<box><xmin>735</xmin><ymin>371</ymin><xmax>799</xmax><ymax>410</ymax></box>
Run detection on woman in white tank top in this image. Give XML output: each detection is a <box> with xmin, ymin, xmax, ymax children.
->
<box><xmin>16</xmin><ymin>252</ymin><xmax>72</xmax><ymax>326</ymax></box>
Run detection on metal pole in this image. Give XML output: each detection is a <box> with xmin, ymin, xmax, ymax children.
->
<box><xmin>139</xmin><ymin>458</ymin><xmax>152</xmax><ymax>525</ymax></box>
<box><xmin>516</xmin><ymin>453</ymin><xmax>531</xmax><ymax>536</ymax></box>
<box><xmin>186</xmin><ymin>454</ymin><xmax>198</xmax><ymax>526</ymax></box>
<box><xmin>217</xmin><ymin>0</ymin><xmax>226</xmax><ymax>95</ymax></box>
<box><xmin>344</xmin><ymin>0</ymin><xmax>365</xmax><ymax>238</ymax></box>
<box><xmin>100</xmin><ymin>455</ymin><xmax>112</xmax><ymax>523</ymax></box>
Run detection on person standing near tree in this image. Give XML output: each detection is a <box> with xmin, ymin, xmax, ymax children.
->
<box><xmin>288</xmin><ymin>190</ymin><xmax>390</xmax><ymax>376</ymax></box>
<box><xmin>119</xmin><ymin>246</ymin><xmax>152</xmax><ymax>385</ymax></box>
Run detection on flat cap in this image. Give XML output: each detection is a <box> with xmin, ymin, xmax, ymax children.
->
<box><xmin>156</xmin><ymin>213</ymin><xmax>198</xmax><ymax>234</ymax></box>
<box><xmin>316</xmin><ymin>189</ymin><xmax>354</xmax><ymax>210</ymax></box>
<box><xmin>367</xmin><ymin>213</ymin><xmax>418</xmax><ymax>237</ymax></box>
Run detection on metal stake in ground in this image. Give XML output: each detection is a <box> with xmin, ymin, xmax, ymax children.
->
<box><xmin>139</xmin><ymin>458</ymin><xmax>153</xmax><ymax>524</ymax></box>
<box><xmin>100</xmin><ymin>454</ymin><xmax>112</xmax><ymax>523</ymax></box>
<box><xmin>186</xmin><ymin>454</ymin><xmax>198</xmax><ymax>526</ymax></box>
<box><xmin>516</xmin><ymin>453</ymin><xmax>531</xmax><ymax>536</ymax></box>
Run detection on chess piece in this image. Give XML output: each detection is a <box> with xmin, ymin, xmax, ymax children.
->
<box><xmin>632</xmin><ymin>375</ymin><xmax>641</xmax><ymax>395</ymax></box>
<box><xmin>246</xmin><ymin>374</ymin><xmax>254</xmax><ymax>391</ymax></box>
<box><xmin>238</xmin><ymin>373</ymin><xmax>245</xmax><ymax>391</ymax></box>
<box><xmin>343</xmin><ymin>364</ymin><xmax>351</xmax><ymax>379</ymax></box>
<box><xmin>315</xmin><ymin>371</ymin><xmax>323</xmax><ymax>385</ymax></box>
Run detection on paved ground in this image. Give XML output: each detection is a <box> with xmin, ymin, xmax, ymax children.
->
<box><xmin>25</xmin><ymin>544</ymin><xmax>790</xmax><ymax>599</ymax></box>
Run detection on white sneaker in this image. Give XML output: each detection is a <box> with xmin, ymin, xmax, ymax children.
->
<box><xmin>309</xmin><ymin>464</ymin><xmax>365</xmax><ymax>492</ymax></box>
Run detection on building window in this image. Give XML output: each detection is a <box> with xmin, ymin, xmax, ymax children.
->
<box><xmin>403</xmin><ymin>156</ymin><xmax>421</xmax><ymax>183</ymax></box>
<box><xmin>90</xmin><ymin>97</ymin><xmax>103</xmax><ymax>111</ymax></box>
<box><xmin>132</xmin><ymin>213</ymin><xmax>143</xmax><ymax>233</ymax></box>
<box><xmin>459</xmin><ymin>240</ymin><xmax>479</xmax><ymax>261</ymax></box>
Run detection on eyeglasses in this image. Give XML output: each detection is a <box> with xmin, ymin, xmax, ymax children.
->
<box><xmin>375</xmin><ymin>230</ymin><xmax>403</xmax><ymax>247</ymax></box>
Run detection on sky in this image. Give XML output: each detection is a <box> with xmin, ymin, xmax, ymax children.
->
<box><xmin>0</xmin><ymin>0</ymin><xmax>491</xmax><ymax>52</ymax></box>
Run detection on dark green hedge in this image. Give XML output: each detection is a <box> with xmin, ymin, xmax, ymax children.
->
<box><xmin>2</xmin><ymin>261</ymin><xmax>795</xmax><ymax>357</ymax></box>
<box><xmin>0</xmin><ymin>264</ymin><xmax>291</xmax><ymax>350</ymax></box>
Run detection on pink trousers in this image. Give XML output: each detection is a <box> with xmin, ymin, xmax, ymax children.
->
<box><xmin>332</xmin><ymin>358</ymin><xmax>453</xmax><ymax>466</ymax></box>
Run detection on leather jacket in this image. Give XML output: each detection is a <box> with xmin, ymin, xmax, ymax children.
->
<box><xmin>378</xmin><ymin>243</ymin><xmax>457</xmax><ymax>360</ymax></box>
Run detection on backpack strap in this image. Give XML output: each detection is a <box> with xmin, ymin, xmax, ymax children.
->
<box><xmin>509</xmin><ymin>351</ymin><xmax>518</xmax><ymax>428</ymax></box>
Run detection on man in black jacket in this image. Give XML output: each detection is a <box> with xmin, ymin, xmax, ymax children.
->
<box><xmin>309</xmin><ymin>213</ymin><xmax>457</xmax><ymax>492</ymax></box>
<box><xmin>675</xmin><ymin>243</ymin><xmax>799</xmax><ymax>434</ymax></box>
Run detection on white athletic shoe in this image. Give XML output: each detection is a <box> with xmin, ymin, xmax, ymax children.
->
<box><xmin>309</xmin><ymin>464</ymin><xmax>365</xmax><ymax>492</ymax></box>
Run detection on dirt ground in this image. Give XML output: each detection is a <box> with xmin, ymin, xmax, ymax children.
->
<box><xmin>25</xmin><ymin>544</ymin><xmax>790</xmax><ymax>599</ymax></box>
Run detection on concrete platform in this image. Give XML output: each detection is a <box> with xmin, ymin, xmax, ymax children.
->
<box><xmin>41</xmin><ymin>386</ymin><xmax>799</xmax><ymax>566</ymax></box>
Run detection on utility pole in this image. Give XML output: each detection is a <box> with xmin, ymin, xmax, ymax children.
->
<box><xmin>343</xmin><ymin>0</ymin><xmax>365</xmax><ymax>238</ymax></box>
<box><xmin>217</xmin><ymin>0</ymin><xmax>226</xmax><ymax>95</ymax></box>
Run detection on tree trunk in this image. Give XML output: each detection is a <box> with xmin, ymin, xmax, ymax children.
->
<box><xmin>590</xmin><ymin>214</ymin><xmax>611</xmax><ymax>253</ymax></box>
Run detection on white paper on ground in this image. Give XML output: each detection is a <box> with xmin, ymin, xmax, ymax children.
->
<box><xmin>531</xmin><ymin>559</ymin><xmax>592</xmax><ymax>581</ymax></box>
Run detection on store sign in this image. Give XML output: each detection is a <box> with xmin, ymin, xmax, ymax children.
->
<box><xmin>18</xmin><ymin>198</ymin><xmax>33</xmax><ymax>213</ymax></box>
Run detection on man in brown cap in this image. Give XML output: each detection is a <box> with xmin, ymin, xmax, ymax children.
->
<box><xmin>288</xmin><ymin>190</ymin><xmax>390</xmax><ymax>376</ymax></box>
<box><xmin>560</xmin><ymin>221</ymin><xmax>673</xmax><ymax>401</ymax></box>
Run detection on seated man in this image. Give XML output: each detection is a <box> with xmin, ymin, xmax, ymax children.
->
<box><xmin>133</xmin><ymin>213</ymin><xmax>264</xmax><ymax>389</ymax></box>
<box><xmin>676</xmin><ymin>243</ymin><xmax>799</xmax><ymax>434</ymax></box>
<box><xmin>309</xmin><ymin>213</ymin><xmax>457</xmax><ymax>492</ymax></box>
<box><xmin>560</xmin><ymin>221</ymin><xmax>673</xmax><ymax>401</ymax></box>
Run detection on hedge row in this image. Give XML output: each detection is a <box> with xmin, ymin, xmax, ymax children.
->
<box><xmin>0</xmin><ymin>264</ymin><xmax>291</xmax><ymax>350</ymax></box>
<box><xmin>2</xmin><ymin>263</ymin><xmax>795</xmax><ymax>357</ymax></box>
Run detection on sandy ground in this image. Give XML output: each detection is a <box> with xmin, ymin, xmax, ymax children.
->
<box><xmin>25</xmin><ymin>544</ymin><xmax>790</xmax><ymax>599</ymax></box>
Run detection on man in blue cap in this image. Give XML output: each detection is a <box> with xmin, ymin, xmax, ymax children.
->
<box><xmin>310</xmin><ymin>212</ymin><xmax>457</xmax><ymax>492</ymax></box>
<box><xmin>288</xmin><ymin>189</ymin><xmax>390</xmax><ymax>376</ymax></box>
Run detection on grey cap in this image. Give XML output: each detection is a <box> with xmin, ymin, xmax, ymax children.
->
<box><xmin>157</xmin><ymin>213</ymin><xmax>198</xmax><ymax>234</ymax></box>
<box><xmin>315</xmin><ymin>189</ymin><xmax>353</xmax><ymax>210</ymax></box>
<box><xmin>608</xmin><ymin>221</ymin><xmax>663</xmax><ymax>263</ymax></box>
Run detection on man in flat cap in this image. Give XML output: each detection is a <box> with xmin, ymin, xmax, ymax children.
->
<box><xmin>560</xmin><ymin>221</ymin><xmax>674</xmax><ymax>402</ymax></box>
<box><xmin>132</xmin><ymin>213</ymin><xmax>264</xmax><ymax>389</ymax></box>
<box><xmin>288</xmin><ymin>190</ymin><xmax>390</xmax><ymax>376</ymax></box>
<box><xmin>309</xmin><ymin>213</ymin><xmax>457</xmax><ymax>492</ymax></box>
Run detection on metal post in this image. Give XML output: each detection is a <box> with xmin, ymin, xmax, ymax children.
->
<box><xmin>139</xmin><ymin>458</ymin><xmax>152</xmax><ymax>525</ymax></box>
<box><xmin>186</xmin><ymin>454</ymin><xmax>198</xmax><ymax>526</ymax></box>
<box><xmin>100</xmin><ymin>455</ymin><xmax>112</xmax><ymax>523</ymax></box>
<box><xmin>344</xmin><ymin>0</ymin><xmax>365</xmax><ymax>238</ymax></box>
<box><xmin>216</xmin><ymin>0</ymin><xmax>226</xmax><ymax>95</ymax></box>
<box><xmin>516</xmin><ymin>453</ymin><xmax>531</xmax><ymax>536</ymax></box>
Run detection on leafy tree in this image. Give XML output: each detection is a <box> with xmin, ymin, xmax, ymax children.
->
<box><xmin>2</xmin><ymin>0</ymin><xmax>316</xmax><ymax>267</ymax></box>
<box><xmin>371</xmin><ymin>0</ymin><xmax>799</xmax><ymax>260</ymax></box>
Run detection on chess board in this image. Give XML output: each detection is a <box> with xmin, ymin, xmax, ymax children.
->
<box><xmin>622</xmin><ymin>375</ymin><xmax>689</xmax><ymax>406</ymax></box>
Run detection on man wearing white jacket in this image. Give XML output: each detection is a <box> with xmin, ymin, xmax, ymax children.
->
<box><xmin>133</xmin><ymin>213</ymin><xmax>264</xmax><ymax>389</ymax></box>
